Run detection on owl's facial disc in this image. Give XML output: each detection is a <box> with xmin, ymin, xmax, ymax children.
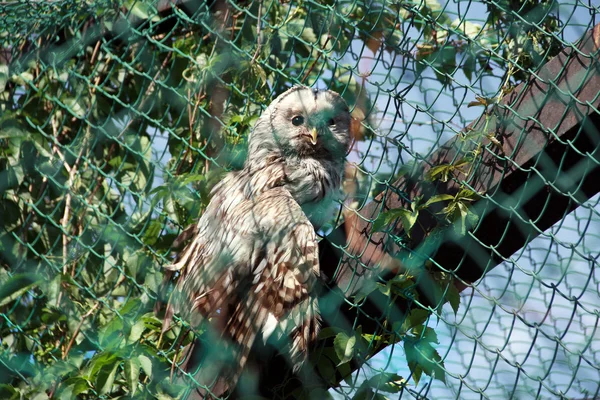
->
<box><xmin>261</xmin><ymin>86</ymin><xmax>351</xmax><ymax>159</ymax></box>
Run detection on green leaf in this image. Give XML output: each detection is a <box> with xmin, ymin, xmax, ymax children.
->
<box><xmin>402</xmin><ymin>309</ymin><xmax>429</xmax><ymax>332</ymax></box>
<box><xmin>57</xmin><ymin>377</ymin><xmax>90</xmax><ymax>399</ymax></box>
<box><xmin>252</xmin><ymin>64</ymin><xmax>268</xmax><ymax>87</ymax></box>
<box><xmin>42</xmin><ymin>274</ymin><xmax>62</xmax><ymax>307</ymax></box>
<box><xmin>141</xmin><ymin>312</ymin><xmax>164</xmax><ymax>332</ymax></box>
<box><xmin>137</xmin><ymin>354</ymin><xmax>153</xmax><ymax>378</ymax></box>
<box><xmin>424</xmin><ymin>194</ymin><xmax>454</xmax><ymax>208</ymax></box>
<box><xmin>366</xmin><ymin>372</ymin><xmax>406</xmax><ymax>393</ymax></box>
<box><xmin>124</xmin><ymin>358</ymin><xmax>141</xmax><ymax>395</ymax></box>
<box><xmin>99</xmin><ymin>317</ymin><xmax>125</xmax><ymax>348</ymax></box>
<box><xmin>164</xmin><ymin>197</ymin><xmax>179</xmax><ymax>224</ymax></box>
<box><xmin>446</xmin><ymin>282</ymin><xmax>460</xmax><ymax>315</ymax></box>
<box><xmin>120</xmin><ymin>297</ymin><xmax>144</xmax><ymax>316</ymax></box>
<box><xmin>426</xmin><ymin>164</ymin><xmax>454</xmax><ymax>182</ymax></box>
<box><xmin>410</xmin><ymin>363</ymin><xmax>423</xmax><ymax>386</ymax></box>
<box><xmin>0</xmin><ymin>200</ymin><xmax>21</xmax><ymax>232</ymax></box>
<box><xmin>317</xmin><ymin>327</ymin><xmax>343</xmax><ymax>340</ymax></box>
<box><xmin>452</xmin><ymin>201</ymin><xmax>479</xmax><ymax>236</ymax></box>
<box><xmin>372</xmin><ymin>208</ymin><xmax>417</xmax><ymax>234</ymax></box>
<box><xmin>463</xmin><ymin>53</ymin><xmax>476</xmax><ymax>82</ymax></box>
<box><xmin>456</xmin><ymin>188</ymin><xmax>480</xmax><ymax>202</ymax></box>
<box><xmin>333</xmin><ymin>332</ymin><xmax>356</xmax><ymax>365</ymax></box>
<box><xmin>384</xmin><ymin>29</ymin><xmax>403</xmax><ymax>52</ymax></box>
<box><xmin>63</xmin><ymin>97</ymin><xmax>86</xmax><ymax>118</ymax></box>
<box><xmin>88</xmin><ymin>352</ymin><xmax>117</xmax><ymax>377</ymax></box>
<box><xmin>412</xmin><ymin>326</ymin><xmax>438</xmax><ymax>344</ymax></box>
<box><xmin>383</xmin><ymin>274</ymin><xmax>416</xmax><ymax>299</ymax></box>
<box><xmin>129</xmin><ymin>2</ymin><xmax>160</xmax><ymax>22</ymax></box>
<box><xmin>404</xmin><ymin>337</ymin><xmax>446</xmax><ymax>385</ymax></box>
<box><xmin>31</xmin><ymin>139</ymin><xmax>53</xmax><ymax>159</ymax></box>
<box><xmin>128</xmin><ymin>320</ymin><xmax>146</xmax><ymax>344</ymax></box>
<box><xmin>10</xmin><ymin>70</ymin><xmax>34</xmax><ymax>85</ymax></box>
<box><xmin>316</xmin><ymin>354</ymin><xmax>337</xmax><ymax>384</ymax></box>
<box><xmin>0</xmin><ymin>274</ymin><xmax>41</xmax><ymax>307</ymax></box>
<box><xmin>0</xmin><ymin>64</ymin><xmax>8</xmax><ymax>92</ymax></box>
<box><xmin>178</xmin><ymin>173</ymin><xmax>207</xmax><ymax>186</ymax></box>
<box><xmin>0</xmin><ymin>384</ymin><xmax>18</xmax><ymax>400</ymax></box>
<box><xmin>96</xmin><ymin>362</ymin><xmax>119</xmax><ymax>395</ymax></box>
<box><xmin>142</xmin><ymin>220</ymin><xmax>163</xmax><ymax>246</ymax></box>
<box><xmin>90</xmin><ymin>353</ymin><xmax>119</xmax><ymax>395</ymax></box>
<box><xmin>40</xmin><ymin>307</ymin><xmax>67</xmax><ymax>324</ymax></box>
<box><xmin>468</xmin><ymin>95</ymin><xmax>497</xmax><ymax>107</ymax></box>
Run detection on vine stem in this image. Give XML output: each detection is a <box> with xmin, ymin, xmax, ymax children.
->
<box><xmin>301</xmin><ymin>35</ymin><xmax>331</xmax><ymax>83</ymax></box>
<box><xmin>62</xmin><ymin>302</ymin><xmax>99</xmax><ymax>360</ymax></box>
<box><xmin>250</xmin><ymin>0</ymin><xmax>263</xmax><ymax>64</ymax></box>
<box><xmin>56</xmin><ymin>134</ymin><xmax>88</xmax><ymax>307</ymax></box>
<box><xmin>48</xmin><ymin>302</ymin><xmax>99</xmax><ymax>398</ymax></box>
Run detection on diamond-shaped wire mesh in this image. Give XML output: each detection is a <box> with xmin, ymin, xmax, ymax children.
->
<box><xmin>0</xmin><ymin>0</ymin><xmax>599</xmax><ymax>399</ymax></box>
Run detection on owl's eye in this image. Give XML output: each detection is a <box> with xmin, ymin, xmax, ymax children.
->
<box><xmin>291</xmin><ymin>116</ymin><xmax>304</xmax><ymax>126</ymax></box>
<box><xmin>328</xmin><ymin>118</ymin><xmax>336</xmax><ymax>125</ymax></box>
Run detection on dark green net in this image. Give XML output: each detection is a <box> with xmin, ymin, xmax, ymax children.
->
<box><xmin>0</xmin><ymin>0</ymin><xmax>599</xmax><ymax>399</ymax></box>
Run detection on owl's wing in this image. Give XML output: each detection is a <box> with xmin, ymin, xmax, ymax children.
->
<box><xmin>162</xmin><ymin>171</ymin><xmax>252</xmax><ymax>330</ymax></box>
<box><xmin>223</xmin><ymin>186</ymin><xmax>321</xmax><ymax>380</ymax></box>
<box><xmin>163</xmin><ymin>176</ymin><xmax>320</xmax><ymax>397</ymax></box>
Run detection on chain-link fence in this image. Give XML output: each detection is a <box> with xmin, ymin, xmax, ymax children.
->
<box><xmin>1</xmin><ymin>0</ymin><xmax>599</xmax><ymax>399</ymax></box>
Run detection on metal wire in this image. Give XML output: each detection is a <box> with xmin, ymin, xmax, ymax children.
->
<box><xmin>0</xmin><ymin>0</ymin><xmax>599</xmax><ymax>399</ymax></box>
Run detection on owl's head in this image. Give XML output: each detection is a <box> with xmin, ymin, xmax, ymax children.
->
<box><xmin>248</xmin><ymin>86</ymin><xmax>352</xmax><ymax>162</ymax></box>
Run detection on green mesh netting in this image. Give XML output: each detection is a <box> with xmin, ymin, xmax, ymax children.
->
<box><xmin>0</xmin><ymin>0</ymin><xmax>599</xmax><ymax>399</ymax></box>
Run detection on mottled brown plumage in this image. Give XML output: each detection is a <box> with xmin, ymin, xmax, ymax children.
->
<box><xmin>162</xmin><ymin>86</ymin><xmax>351</xmax><ymax>398</ymax></box>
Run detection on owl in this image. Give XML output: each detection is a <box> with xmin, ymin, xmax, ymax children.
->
<box><xmin>162</xmin><ymin>86</ymin><xmax>352</xmax><ymax>398</ymax></box>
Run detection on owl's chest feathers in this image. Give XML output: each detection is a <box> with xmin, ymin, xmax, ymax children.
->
<box><xmin>284</xmin><ymin>158</ymin><xmax>340</xmax><ymax>203</ymax></box>
<box><xmin>281</xmin><ymin>157</ymin><xmax>343</xmax><ymax>229</ymax></box>
<box><xmin>233</xmin><ymin>156</ymin><xmax>341</xmax><ymax>203</ymax></box>
<box><xmin>211</xmin><ymin>156</ymin><xmax>341</xmax><ymax>229</ymax></box>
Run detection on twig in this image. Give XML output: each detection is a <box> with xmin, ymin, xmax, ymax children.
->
<box><xmin>62</xmin><ymin>302</ymin><xmax>99</xmax><ymax>360</ymax></box>
<box><xmin>47</xmin><ymin>302</ymin><xmax>99</xmax><ymax>398</ymax></box>
<box><xmin>90</xmin><ymin>40</ymin><xmax>101</xmax><ymax>65</ymax></box>
<box><xmin>177</xmin><ymin>89</ymin><xmax>206</xmax><ymax>175</ymax></box>
<box><xmin>301</xmin><ymin>35</ymin><xmax>331</xmax><ymax>83</ymax></box>
<box><xmin>250</xmin><ymin>0</ymin><xmax>263</xmax><ymax>64</ymax></box>
<box><xmin>177</xmin><ymin>4</ymin><xmax>229</xmax><ymax>175</ymax></box>
<box><xmin>116</xmin><ymin>51</ymin><xmax>173</xmax><ymax>138</ymax></box>
<box><xmin>56</xmin><ymin>134</ymin><xmax>89</xmax><ymax>306</ymax></box>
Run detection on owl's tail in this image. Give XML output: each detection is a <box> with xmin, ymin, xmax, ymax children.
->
<box><xmin>183</xmin><ymin>293</ymin><xmax>264</xmax><ymax>399</ymax></box>
<box><xmin>288</xmin><ymin>298</ymin><xmax>321</xmax><ymax>372</ymax></box>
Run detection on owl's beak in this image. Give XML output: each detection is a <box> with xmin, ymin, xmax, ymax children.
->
<box><xmin>310</xmin><ymin>128</ymin><xmax>318</xmax><ymax>145</ymax></box>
